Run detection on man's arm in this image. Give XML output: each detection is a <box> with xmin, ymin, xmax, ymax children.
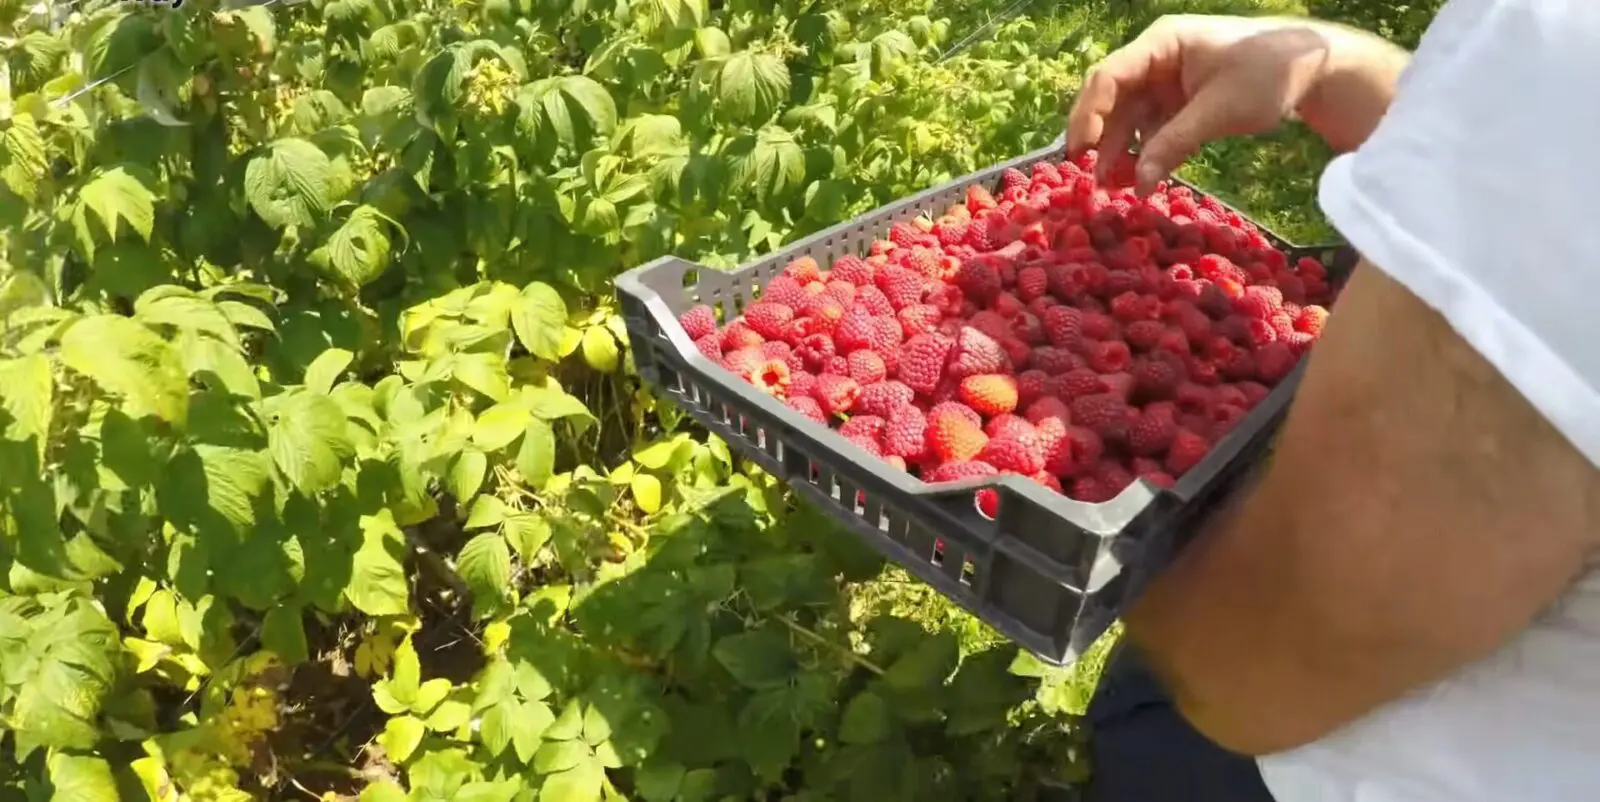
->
<box><xmin>1123</xmin><ymin>262</ymin><xmax>1600</xmax><ymax>756</ymax></box>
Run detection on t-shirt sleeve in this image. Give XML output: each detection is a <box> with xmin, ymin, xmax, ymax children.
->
<box><xmin>1316</xmin><ymin>0</ymin><xmax>1600</xmax><ymax>468</ymax></box>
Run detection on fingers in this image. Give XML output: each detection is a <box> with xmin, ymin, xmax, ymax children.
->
<box><xmin>1131</xmin><ymin>81</ymin><xmax>1235</xmax><ymax>195</ymax></box>
<box><xmin>1066</xmin><ymin>28</ymin><xmax>1173</xmax><ymax>156</ymax></box>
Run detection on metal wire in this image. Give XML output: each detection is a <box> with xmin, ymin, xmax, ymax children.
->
<box><xmin>936</xmin><ymin>0</ymin><xmax>1043</xmax><ymax>63</ymax></box>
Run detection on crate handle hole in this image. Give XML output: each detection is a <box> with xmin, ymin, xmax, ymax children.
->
<box><xmin>682</xmin><ymin>268</ymin><xmax>700</xmax><ymax>288</ymax></box>
<box><xmin>959</xmin><ymin>558</ymin><xmax>976</xmax><ymax>586</ymax></box>
<box><xmin>930</xmin><ymin>537</ymin><xmax>946</xmax><ymax>567</ymax></box>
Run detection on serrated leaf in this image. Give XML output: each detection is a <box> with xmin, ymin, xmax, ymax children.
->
<box><xmin>47</xmin><ymin>753</ymin><xmax>119</xmax><ymax>802</ymax></box>
<box><xmin>426</xmin><ymin>700</ymin><xmax>472</xmax><ymax>732</ymax></box>
<box><xmin>448</xmin><ymin>449</ymin><xmax>487</xmax><ymax>501</ymax></box>
<box><xmin>712</xmin><ymin>629</ymin><xmax>797</xmax><ymax>690</ymax></box>
<box><xmin>158</xmin><ymin>445</ymin><xmax>271</xmax><ymax>535</ymax></box>
<box><xmin>616</xmin><ymin>114</ymin><xmax>685</xmax><ymax>158</ymax></box>
<box><xmin>380</xmin><ymin>715</ymin><xmax>426</xmax><ymax>763</ymax></box>
<box><xmin>458</xmin><ymin>532</ymin><xmax>512</xmax><ymax>617</ymax></box>
<box><xmin>0</xmin><ymin>355</ymin><xmax>53</xmax><ymax>461</ymax></box>
<box><xmin>512</xmin><ymin>282</ymin><xmax>568</xmax><ymax>361</ymax></box>
<box><xmin>580</xmin><ymin>326</ymin><xmax>619</xmax><ymax>373</ymax></box>
<box><xmin>316</xmin><ymin>205</ymin><xmax>394</xmax><ymax>288</ymax></box>
<box><xmin>540</xmin><ymin>761</ymin><xmax>604</xmax><ymax>802</ymax></box>
<box><xmin>473</xmin><ymin>403</ymin><xmax>532</xmax><ymax>451</ymax></box>
<box><xmin>136</xmin><ymin>288</ymin><xmax>240</xmax><ymax>348</ymax></box>
<box><xmin>516</xmin><ymin>76</ymin><xmax>617</xmax><ymax>149</ymax></box>
<box><xmin>524</xmin><ymin>387</ymin><xmax>593</xmax><ymax>424</ymax></box>
<box><xmin>2</xmin><ymin>113</ymin><xmax>48</xmax><ymax>201</ymax></box>
<box><xmin>8</xmin><ymin>596</ymin><xmax>121</xmax><ymax>756</ymax></box>
<box><xmin>245</xmin><ymin>138</ymin><xmax>333</xmax><ymax>228</ymax></box>
<box><xmin>269</xmin><ymin>391</ymin><xmax>356</xmax><ymax>494</ymax></box>
<box><xmin>503</xmin><ymin>514</ymin><xmax>552</xmax><ymax>561</ymax></box>
<box><xmin>516</xmin><ymin>419</ymin><xmax>555</xmax><ymax>489</ymax></box>
<box><xmin>465</xmin><ymin>496</ymin><xmax>507</xmax><ymax>529</ymax></box>
<box><xmin>61</xmin><ymin>315</ymin><xmax>188</xmax><ymax>424</ymax></box>
<box><xmin>78</xmin><ymin>166</ymin><xmax>156</xmax><ymax>244</ymax></box>
<box><xmin>729</xmin><ymin>126</ymin><xmax>805</xmax><ymax>204</ymax></box>
<box><xmin>346</xmin><ymin>511</ymin><xmax>410</xmax><ymax>616</ymax></box>
<box><xmin>304</xmin><ymin>348</ymin><xmax>355</xmax><ymax>394</ymax></box>
<box><xmin>838</xmin><ymin>691</ymin><xmax>890</xmax><ymax>744</ymax></box>
<box><xmin>716</xmin><ymin>51</ymin><xmax>789</xmax><ymax>123</ymax></box>
<box><xmin>262</xmin><ymin>606</ymin><xmax>309</xmax><ymax>664</ymax></box>
<box><xmin>534</xmin><ymin>739</ymin><xmax>590</xmax><ymax>774</ymax></box>
<box><xmin>178</xmin><ymin>331</ymin><xmax>261</xmax><ymax>400</ymax></box>
<box><xmin>452</xmin><ymin>352</ymin><xmax>511</xmax><ymax>402</ymax></box>
<box><xmin>630</xmin><ymin>474</ymin><xmax>662</xmax><ymax>515</ymax></box>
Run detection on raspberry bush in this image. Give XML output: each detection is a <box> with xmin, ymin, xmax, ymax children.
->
<box><xmin>0</xmin><ymin>0</ymin><xmax>1414</xmax><ymax>797</ymax></box>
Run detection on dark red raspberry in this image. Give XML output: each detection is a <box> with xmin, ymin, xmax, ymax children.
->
<box><xmin>1132</xmin><ymin>352</ymin><xmax>1186</xmax><ymax>401</ymax></box>
<box><xmin>1053</xmin><ymin>368</ymin><xmax>1106</xmax><ymax>399</ymax></box>
<box><xmin>1070</xmin><ymin>394</ymin><xmax>1131</xmax><ymax>442</ymax></box>
<box><xmin>1081</xmin><ymin>312</ymin><xmax>1118</xmax><ymax>341</ymax></box>
<box><xmin>1086</xmin><ymin>340</ymin><xmax>1132</xmax><ymax>374</ymax></box>
<box><xmin>1254</xmin><ymin>342</ymin><xmax>1298</xmax><ymax>385</ymax></box>
<box><xmin>875</xmin><ymin>265</ymin><xmax>927</xmax><ymax>310</ymax></box>
<box><xmin>1166</xmin><ymin>429</ymin><xmax>1211</xmax><ymax>476</ymax></box>
<box><xmin>1128</xmin><ymin>405</ymin><xmax>1178</xmax><ymax>456</ymax></box>
<box><xmin>1017</xmin><ymin>266</ymin><xmax>1049</xmax><ymax>301</ymax></box>
<box><xmin>1017</xmin><ymin>370</ymin><xmax>1051</xmax><ymax>408</ymax></box>
<box><xmin>1042</xmin><ymin>306</ymin><xmax>1085</xmax><ymax>351</ymax></box>
<box><xmin>955</xmin><ymin>261</ymin><xmax>1003</xmax><ymax>304</ymax></box>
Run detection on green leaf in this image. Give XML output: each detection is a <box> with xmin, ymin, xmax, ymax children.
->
<box><xmin>178</xmin><ymin>331</ymin><xmax>261</xmax><ymax>400</ymax></box>
<box><xmin>47</xmin><ymin>752</ymin><xmax>119</xmax><ymax>802</ymax></box>
<box><xmin>269</xmin><ymin>391</ymin><xmax>356</xmax><ymax>495</ymax></box>
<box><xmin>516</xmin><ymin>419</ymin><xmax>556</xmax><ymax>489</ymax></box>
<box><xmin>0</xmin><ymin>355</ymin><xmax>53</xmax><ymax>460</ymax></box>
<box><xmin>458</xmin><ymin>532</ymin><xmax>512</xmax><ymax>617</ymax></box>
<box><xmin>712</xmin><ymin>629</ymin><xmax>798</xmax><ymax>690</ymax></box>
<box><xmin>534</xmin><ymin>739</ymin><xmax>589</xmax><ymax>774</ymax></box>
<box><xmin>60</xmin><ymin>315</ymin><xmax>188</xmax><ymax>424</ymax></box>
<box><xmin>472</xmin><ymin>403</ymin><xmax>532</xmax><ymax>451</ymax></box>
<box><xmin>360</xmin><ymin>781</ymin><xmax>409</xmax><ymax>802</ymax></box>
<box><xmin>524</xmin><ymin>387</ymin><xmax>593</xmax><ymax>425</ymax></box>
<box><xmin>2</xmin><ymin>113</ymin><xmax>49</xmax><ymax>201</ymax></box>
<box><xmin>77</xmin><ymin>166</ymin><xmax>156</xmax><ymax>244</ymax></box>
<box><xmin>413</xmin><ymin>678</ymin><xmax>453</xmax><ymax>716</ymax></box>
<box><xmin>304</xmin><ymin>347</ymin><xmax>355</xmax><ymax>394</ymax></box>
<box><xmin>159</xmin><ymin>445</ymin><xmax>271</xmax><ymax>535</ymax></box>
<box><xmin>580</xmin><ymin>326</ymin><xmax>619</xmax><ymax>373</ymax></box>
<box><xmin>262</xmin><ymin>606</ymin><xmax>309</xmax><ymax>664</ymax></box>
<box><xmin>426</xmin><ymin>700</ymin><xmax>473</xmax><ymax>732</ymax></box>
<box><xmin>380</xmin><ymin>715</ymin><xmax>426</xmax><ymax>763</ymax></box>
<box><xmin>451</xmin><ymin>352</ymin><xmax>511</xmax><ymax>402</ymax></box>
<box><xmin>346</xmin><ymin>510</ymin><xmax>410</xmax><ymax>616</ymax></box>
<box><xmin>448</xmin><ymin>449</ymin><xmax>488</xmax><ymax>501</ymax></box>
<box><xmin>838</xmin><ymin>691</ymin><xmax>890</xmax><ymax>744</ymax></box>
<box><xmin>511</xmin><ymin>282</ymin><xmax>568</xmax><ymax>361</ymax></box>
<box><xmin>616</xmin><ymin>115</ymin><xmax>685</xmax><ymax>158</ymax></box>
<box><xmin>539</xmin><ymin>760</ymin><xmax>604</xmax><ymax>802</ymax></box>
<box><xmin>729</xmin><ymin>126</ymin><xmax>806</xmax><ymax>204</ymax></box>
<box><xmin>244</xmin><ymin>138</ymin><xmax>334</xmax><ymax>228</ymax></box>
<box><xmin>633</xmin><ymin>759</ymin><xmax>686</xmax><ymax>802</ymax></box>
<box><xmin>503</xmin><ymin>514</ymin><xmax>552</xmax><ymax>561</ymax></box>
<box><xmin>8</xmin><ymin>596</ymin><xmax>121</xmax><ymax>756</ymax></box>
<box><xmin>630</xmin><ymin>474</ymin><xmax>662</xmax><ymax>515</ymax></box>
<box><xmin>716</xmin><ymin>51</ymin><xmax>789</xmax><ymax>123</ymax></box>
<box><xmin>135</xmin><ymin>287</ymin><xmax>240</xmax><ymax>349</ymax></box>
<box><xmin>465</xmin><ymin>496</ymin><xmax>506</xmax><ymax>529</ymax></box>
<box><xmin>517</xmin><ymin>76</ymin><xmax>617</xmax><ymax>149</ymax></box>
<box><xmin>315</xmin><ymin>205</ymin><xmax>395</xmax><ymax>288</ymax></box>
<box><xmin>694</xmin><ymin>27</ymin><xmax>730</xmax><ymax>58</ymax></box>
<box><xmin>545</xmin><ymin>699</ymin><xmax>584</xmax><ymax>740</ymax></box>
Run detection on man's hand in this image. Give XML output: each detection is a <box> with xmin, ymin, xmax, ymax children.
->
<box><xmin>1124</xmin><ymin>262</ymin><xmax>1600</xmax><ymax>755</ymax></box>
<box><xmin>1066</xmin><ymin>14</ymin><xmax>1408</xmax><ymax>193</ymax></box>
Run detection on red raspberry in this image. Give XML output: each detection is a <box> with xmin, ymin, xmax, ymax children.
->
<box><xmin>812</xmin><ymin>374</ymin><xmax>860</xmax><ymax>415</ymax></box>
<box><xmin>834</xmin><ymin>307</ymin><xmax>883</xmax><ymax>354</ymax></box>
<box><xmin>979</xmin><ymin>436</ymin><xmax>1045</xmax><ymax>474</ymax></box>
<box><xmin>853</xmin><ymin>383</ymin><xmax>911</xmax><ymax>418</ymax></box>
<box><xmin>842</xmin><ymin>430</ymin><xmax>884</xmax><ymax>457</ymax></box>
<box><xmin>1254</xmin><ymin>342</ymin><xmax>1298</xmax><ymax>385</ymax></box>
<box><xmin>855</xmin><ymin>285</ymin><xmax>894</xmax><ymax>316</ymax></box>
<box><xmin>1000</xmin><ymin>167</ymin><xmax>1030</xmax><ymax>192</ymax></box>
<box><xmin>1166</xmin><ymin>429</ymin><xmax>1211</xmax><ymax>476</ymax></box>
<box><xmin>694</xmin><ymin>334</ymin><xmax>722</xmax><ymax>361</ymax></box>
<box><xmin>954</xmin><ymin>261</ymin><xmax>1002</xmax><ymax>304</ymax></box>
<box><xmin>1127</xmin><ymin>405</ymin><xmax>1178</xmax><ymax>456</ymax></box>
<box><xmin>720</xmin><ymin>321</ymin><xmax>764</xmax><ymax>351</ymax></box>
<box><xmin>798</xmin><ymin>295</ymin><xmax>846</xmax><ymax>329</ymax></box>
<box><xmin>936</xmin><ymin>215</ymin><xmax>970</xmax><ymax>247</ymax></box>
<box><xmin>1132</xmin><ymin>352</ymin><xmax>1186</xmax><ymax>401</ymax></box>
<box><xmin>984</xmin><ymin>414</ymin><xmax>1037</xmax><ymax>441</ymax></box>
<box><xmin>822</xmin><ymin>356</ymin><xmax>849</xmax><ymax>376</ymax></box>
<box><xmin>1123</xmin><ymin>320</ymin><xmax>1165</xmax><ymax>352</ymax></box>
<box><xmin>1017</xmin><ymin>266</ymin><xmax>1049</xmax><ymax>301</ymax></box>
<box><xmin>928</xmin><ymin>401</ymin><xmax>983</xmax><ymax>429</ymax></box>
<box><xmin>1295</xmin><ymin>304</ymin><xmax>1329</xmax><ymax>337</ymax></box>
<box><xmin>1208</xmin><ymin>402</ymin><xmax>1247</xmax><ymax>440</ymax></box>
<box><xmin>1024</xmin><ymin>397</ymin><xmax>1071</xmax><ymax>427</ymax></box>
<box><xmin>750</xmin><ymin>359</ymin><xmax>791</xmax><ymax>397</ymax></box>
<box><xmin>1081</xmin><ymin>312</ymin><xmax>1117</xmax><ymax>341</ymax></box>
<box><xmin>1100</xmin><ymin>371</ymin><xmax>1137</xmax><ymax>401</ymax></box>
<box><xmin>679</xmin><ymin>305</ymin><xmax>717</xmax><ymax>340</ymax></box>
<box><xmin>958</xmin><ymin>374</ymin><xmax>1019</xmax><ymax>417</ymax></box>
<box><xmin>839</xmin><ymin>414</ymin><xmax>887</xmax><ymax>441</ymax></box>
<box><xmin>1139</xmin><ymin>470</ymin><xmax>1177</xmax><ymax>490</ymax></box>
<box><xmin>904</xmin><ymin>247</ymin><xmax>944</xmax><ymax>279</ymax></box>
<box><xmin>1109</xmin><ymin>291</ymin><xmax>1158</xmax><ymax>323</ymax></box>
<box><xmin>1068</xmin><ymin>475</ymin><xmax>1113</xmax><ymax>503</ymax></box>
<box><xmin>947</xmin><ymin>327</ymin><xmax>1008</xmax><ymax>379</ymax></box>
<box><xmin>824</xmin><ymin>280</ymin><xmax>857</xmax><ymax>305</ymax></box>
<box><xmin>1086</xmin><ymin>340</ymin><xmax>1132</xmax><ymax>374</ymax></box>
<box><xmin>1235</xmin><ymin>285</ymin><xmax>1283</xmax><ymax>320</ymax></box>
<box><xmin>1070</xmin><ymin>394</ymin><xmax>1131</xmax><ymax>442</ymax></box>
<box><xmin>795</xmin><ymin>333</ymin><xmax>836</xmax><ymax>370</ymax></box>
<box><xmin>847</xmin><ymin>350</ymin><xmax>887</xmax><ymax>385</ymax></box>
<box><xmin>897</xmin><ymin>334</ymin><xmax>954</xmax><ymax>393</ymax></box>
<box><xmin>924</xmin><ymin>460</ymin><xmax>998</xmax><ymax>483</ymax></box>
<box><xmin>758</xmin><ymin>340</ymin><xmax>792</xmax><ymax>361</ymax></box>
<box><xmin>1053</xmin><ymin>368</ymin><xmax>1107</xmax><ymax>399</ymax></box>
<box><xmin>966</xmin><ymin>213</ymin><xmax>1000</xmax><ymax>251</ymax></box>
<box><xmin>1095</xmin><ymin>461</ymin><xmax>1136</xmax><ymax>496</ymax></box>
<box><xmin>830</xmin><ymin>255</ymin><xmax>875</xmax><ymax>286</ymax></box>
<box><xmin>927</xmin><ymin>412</ymin><xmax>989</xmax><ymax>462</ymax></box>
<box><xmin>783</xmin><ymin>256</ymin><xmax>822</xmax><ymax>284</ymax></box>
<box><xmin>1017</xmin><ymin>370</ymin><xmax>1050</xmax><ymax>408</ymax></box>
<box><xmin>1274</xmin><ymin>273</ymin><xmax>1308</xmax><ymax>305</ymax></box>
<box><xmin>722</xmin><ymin>346</ymin><xmax>765</xmax><ymax>379</ymax></box>
<box><xmin>1063</xmin><ymin>426</ymin><xmax>1104</xmax><ymax>474</ymax></box>
<box><xmin>875</xmin><ymin>266</ymin><xmax>927</xmax><ymax>310</ymax></box>
<box><xmin>1013</xmin><ymin>312</ymin><xmax>1046</xmax><ymax>345</ymax></box>
<box><xmin>787</xmin><ymin>371</ymin><xmax>819</xmax><ymax>400</ymax></box>
<box><xmin>883</xmin><ymin>405</ymin><xmax>929</xmax><ymax>459</ymax></box>
<box><xmin>888</xmin><ymin>221</ymin><xmax>921</xmax><ymax>249</ymax></box>
<box><xmin>897</xmin><ymin>304</ymin><xmax>942</xmax><ymax>336</ymax></box>
<box><xmin>1027</xmin><ymin>471</ymin><xmax>1065</xmax><ymax>494</ymax></box>
<box><xmin>1030</xmin><ymin>346</ymin><xmax>1078</xmax><ymax>375</ymax></box>
<box><xmin>786</xmin><ymin>395</ymin><xmax>828</xmax><ymax>424</ymax></box>
<box><xmin>1283</xmin><ymin>331</ymin><xmax>1317</xmax><ymax>355</ymax></box>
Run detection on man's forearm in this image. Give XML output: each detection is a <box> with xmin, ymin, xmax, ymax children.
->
<box><xmin>1294</xmin><ymin>21</ymin><xmax>1412</xmax><ymax>152</ymax></box>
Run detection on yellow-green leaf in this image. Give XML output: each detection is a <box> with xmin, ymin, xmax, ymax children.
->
<box><xmin>379</xmin><ymin>715</ymin><xmax>426</xmax><ymax>763</ymax></box>
<box><xmin>631</xmin><ymin>474</ymin><xmax>662</xmax><ymax>514</ymax></box>
<box><xmin>77</xmin><ymin>166</ymin><xmax>156</xmax><ymax>244</ymax></box>
<box><xmin>244</xmin><ymin>138</ymin><xmax>333</xmax><ymax>228</ymax></box>
<box><xmin>473</xmin><ymin>402</ymin><xmax>533</xmax><ymax>451</ymax></box>
<box><xmin>580</xmin><ymin>325</ymin><xmax>619</xmax><ymax>372</ymax></box>
<box><xmin>0</xmin><ymin>355</ymin><xmax>53</xmax><ymax>461</ymax></box>
<box><xmin>60</xmin><ymin>315</ymin><xmax>188</xmax><ymax>425</ymax></box>
<box><xmin>512</xmin><ymin>282</ymin><xmax>568</xmax><ymax>361</ymax></box>
<box><xmin>268</xmin><ymin>391</ymin><xmax>355</xmax><ymax>495</ymax></box>
<box><xmin>303</xmin><ymin>347</ymin><xmax>355</xmax><ymax>395</ymax></box>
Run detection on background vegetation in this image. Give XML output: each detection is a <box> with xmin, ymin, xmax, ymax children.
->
<box><xmin>0</xmin><ymin>0</ymin><xmax>1436</xmax><ymax>799</ymax></box>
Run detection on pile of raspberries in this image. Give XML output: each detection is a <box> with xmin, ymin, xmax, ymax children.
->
<box><xmin>677</xmin><ymin>149</ymin><xmax>1335</xmax><ymax>516</ymax></box>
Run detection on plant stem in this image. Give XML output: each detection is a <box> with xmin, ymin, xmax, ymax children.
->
<box><xmin>776</xmin><ymin>613</ymin><xmax>885</xmax><ymax>676</ymax></box>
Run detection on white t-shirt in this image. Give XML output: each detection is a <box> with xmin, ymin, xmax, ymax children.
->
<box><xmin>1257</xmin><ymin>1</ymin><xmax>1600</xmax><ymax>800</ymax></box>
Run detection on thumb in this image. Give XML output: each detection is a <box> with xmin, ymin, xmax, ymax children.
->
<box><xmin>1132</xmin><ymin>85</ymin><xmax>1235</xmax><ymax>195</ymax></box>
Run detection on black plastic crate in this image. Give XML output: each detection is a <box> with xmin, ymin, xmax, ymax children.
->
<box><xmin>616</xmin><ymin>141</ymin><xmax>1355</xmax><ymax>665</ymax></box>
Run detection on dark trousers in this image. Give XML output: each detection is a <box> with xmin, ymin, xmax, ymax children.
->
<box><xmin>1081</xmin><ymin>645</ymin><xmax>1278</xmax><ymax>802</ymax></box>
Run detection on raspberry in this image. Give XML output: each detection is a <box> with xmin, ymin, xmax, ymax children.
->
<box><xmin>978</xmin><ymin>436</ymin><xmax>1044</xmax><ymax>474</ymax></box>
<box><xmin>946</xmin><ymin>327</ymin><xmax>1007</xmax><ymax>379</ymax></box>
<box><xmin>759</xmin><ymin>340</ymin><xmax>792</xmax><ymax>362</ymax></box>
<box><xmin>835</xmin><ymin>307</ymin><xmax>887</xmax><ymax>354</ymax></box>
<box><xmin>882</xmin><ymin>405</ymin><xmax>929</xmax><ymax>459</ymax></box>
<box><xmin>843</xmin><ymin>430</ymin><xmax>884</xmax><ymax>457</ymax></box>
<box><xmin>1095</xmin><ymin>461</ymin><xmax>1136</xmax><ymax>498</ymax></box>
<box><xmin>1128</xmin><ymin>405</ymin><xmax>1178</xmax><ymax>456</ymax></box>
<box><xmin>854</xmin><ymin>285</ymin><xmax>894</xmax><ymax>316</ymax></box>
<box><xmin>928</xmin><ymin>401</ymin><xmax>983</xmax><ymax>429</ymax></box>
<box><xmin>875</xmin><ymin>266</ymin><xmax>927</xmax><ymax>309</ymax></box>
<box><xmin>720</xmin><ymin>321</ymin><xmax>764</xmax><ymax>351</ymax></box>
<box><xmin>1030</xmin><ymin>346</ymin><xmax>1078</xmax><ymax>375</ymax></box>
<box><xmin>812</xmin><ymin>374</ymin><xmax>861</xmax><ymax>415</ymax></box>
<box><xmin>852</xmin><ymin>381</ymin><xmax>912</xmax><ymax>418</ymax></box>
<box><xmin>904</xmin><ymin>247</ymin><xmax>944</xmax><ymax>279</ymax></box>
<box><xmin>954</xmin><ymin>261</ymin><xmax>1002</xmax><ymax>303</ymax></box>
<box><xmin>750</xmin><ymin>359</ymin><xmax>791</xmax><ymax>397</ymax></box>
<box><xmin>897</xmin><ymin>334</ymin><xmax>955</xmax><ymax>393</ymax></box>
<box><xmin>889</xmin><ymin>221</ymin><xmax>921</xmax><ymax>249</ymax></box>
<box><xmin>1166</xmin><ymin>429</ymin><xmax>1211</xmax><ymax>476</ymax></box>
<box><xmin>1000</xmin><ymin>167</ymin><xmax>1030</xmax><ymax>192</ymax></box>
<box><xmin>787</xmin><ymin>371</ymin><xmax>819</xmax><ymax>400</ymax></box>
<box><xmin>927</xmin><ymin>412</ymin><xmax>989</xmax><ymax>462</ymax></box>
<box><xmin>694</xmin><ymin>334</ymin><xmax>722</xmax><ymax>361</ymax></box>
<box><xmin>984</xmin><ymin>413</ymin><xmax>1037</xmax><ymax>441</ymax></box>
<box><xmin>1068</xmin><ymin>475</ymin><xmax>1113</xmax><ymax>503</ymax></box>
<box><xmin>1081</xmin><ymin>312</ymin><xmax>1118</xmax><ymax>341</ymax></box>
<box><xmin>1017</xmin><ymin>370</ymin><xmax>1050</xmax><ymax>407</ymax></box>
<box><xmin>830</xmin><ymin>255</ymin><xmax>875</xmax><ymax>286</ymax></box>
<box><xmin>898</xmin><ymin>304</ymin><xmax>942</xmax><ymax>336</ymax></box>
<box><xmin>1254</xmin><ymin>342</ymin><xmax>1298</xmax><ymax>384</ymax></box>
<box><xmin>1267</xmin><ymin>312</ymin><xmax>1296</xmax><ymax>341</ymax></box>
<box><xmin>1216</xmin><ymin>347</ymin><xmax>1256</xmax><ymax>381</ymax></box>
<box><xmin>1085</xmin><ymin>340</ymin><xmax>1132</xmax><ymax>374</ymax></box>
<box><xmin>783</xmin><ymin>256</ymin><xmax>822</xmax><ymax>284</ymax></box>
<box><xmin>1100</xmin><ymin>371</ymin><xmax>1136</xmax><ymax>401</ymax></box>
<box><xmin>823</xmin><ymin>355</ymin><xmax>850</xmax><ymax>376</ymax></box>
<box><xmin>1028</xmin><ymin>471</ymin><xmax>1064</xmax><ymax>494</ymax></box>
<box><xmin>924</xmin><ymin>460</ymin><xmax>998</xmax><ymax>483</ymax></box>
<box><xmin>1017</xmin><ymin>266</ymin><xmax>1049</xmax><ymax>301</ymax></box>
<box><xmin>966</xmin><ymin>214</ymin><xmax>999</xmax><ymax>251</ymax></box>
<box><xmin>1070</xmin><ymin>393</ymin><xmax>1131</xmax><ymax>442</ymax></box>
<box><xmin>679</xmin><ymin>305</ymin><xmax>717</xmax><ymax>340</ymax></box>
<box><xmin>1053</xmin><ymin>368</ymin><xmax>1106</xmax><ymax>399</ymax></box>
<box><xmin>958</xmin><ymin>374</ymin><xmax>1019</xmax><ymax>417</ymax></box>
<box><xmin>1064</xmin><ymin>426</ymin><xmax>1104</xmax><ymax>474</ymax></box>
<box><xmin>1295</xmin><ymin>305</ymin><xmax>1328</xmax><ymax>337</ymax></box>
<box><xmin>1283</xmin><ymin>331</ymin><xmax>1317</xmax><ymax>355</ymax></box>
<box><xmin>799</xmin><ymin>296</ymin><xmax>846</xmax><ymax>329</ymax></box>
<box><xmin>936</xmin><ymin>216</ymin><xmax>970</xmax><ymax>247</ymax></box>
<box><xmin>847</xmin><ymin>350</ymin><xmax>887</xmax><ymax>385</ymax></box>
<box><xmin>1041</xmin><ymin>306</ymin><xmax>1084</xmax><ymax>351</ymax></box>
<box><xmin>786</xmin><ymin>396</ymin><xmax>828</xmax><ymax>424</ymax></box>
<box><xmin>1132</xmin><ymin>352</ymin><xmax>1186</xmax><ymax>401</ymax></box>
<box><xmin>1023</xmin><ymin>397</ymin><xmax>1071</xmax><ymax>427</ymax></box>
<box><xmin>1139</xmin><ymin>470</ymin><xmax>1177</xmax><ymax>490</ymax></box>
<box><xmin>795</xmin><ymin>333</ymin><xmax>836</xmax><ymax>370</ymax></box>
<box><xmin>722</xmin><ymin>346</ymin><xmax>765</xmax><ymax>379</ymax></box>
<box><xmin>839</xmin><ymin>415</ymin><xmax>887</xmax><ymax>441</ymax></box>
<box><xmin>1109</xmin><ymin>291</ymin><xmax>1159</xmax><ymax>323</ymax></box>
<box><xmin>1209</xmin><ymin>402</ymin><xmax>1247</xmax><ymax>440</ymax></box>
<box><xmin>1124</xmin><ymin>320</ymin><xmax>1165</xmax><ymax>351</ymax></box>
<box><xmin>1236</xmin><ymin>285</ymin><xmax>1284</xmax><ymax>319</ymax></box>
<box><xmin>825</xmin><ymin>280</ymin><xmax>857</xmax><ymax>305</ymax></box>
